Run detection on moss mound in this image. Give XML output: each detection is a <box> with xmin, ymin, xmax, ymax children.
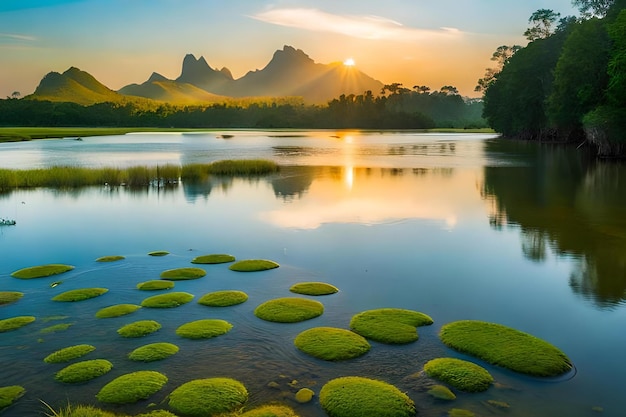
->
<box><xmin>198</xmin><ymin>290</ymin><xmax>248</xmax><ymax>307</ymax></box>
<box><xmin>141</xmin><ymin>292</ymin><xmax>194</xmax><ymax>308</ymax></box>
<box><xmin>448</xmin><ymin>409</ymin><xmax>475</xmax><ymax>417</ymax></box>
<box><xmin>254</xmin><ymin>297</ymin><xmax>324</xmax><ymax>323</ymax></box>
<box><xmin>55</xmin><ymin>359</ymin><xmax>113</xmax><ymax>383</ymax></box>
<box><xmin>96</xmin><ymin>304</ymin><xmax>141</xmax><ymax>318</ymax></box>
<box><xmin>240</xmin><ymin>404</ymin><xmax>299</xmax><ymax>417</ymax></box>
<box><xmin>148</xmin><ymin>251</ymin><xmax>170</xmax><ymax>256</ymax></box>
<box><xmin>117</xmin><ymin>320</ymin><xmax>162</xmax><ymax>338</ymax></box>
<box><xmin>427</xmin><ymin>385</ymin><xmax>456</xmax><ymax>400</ymax></box>
<box><xmin>229</xmin><ymin>259</ymin><xmax>279</xmax><ymax>272</ymax></box>
<box><xmin>160</xmin><ymin>267</ymin><xmax>206</xmax><ymax>280</ymax></box>
<box><xmin>320</xmin><ymin>376</ymin><xmax>415</xmax><ymax>417</ymax></box>
<box><xmin>192</xmin><ymin>254</ymin><xmax>236</xmax><ymax>264</ymax></box>
<box><xmin>137</xmin><ymin>280</ymin><xmax>175</xmax><ymax>291</ymax></box>
<box><xmin>40</xmin><ymin>322</ymin><xmax>73</xmax><ymax>334</ymax></box>
<box><xmin>290</xmin><ymin>282</ymin><xmax>339</xmax><ymax>296</ymax></box>
<box><xmin>96</xmin><ymin>255</ymin><xmax>125</xmax><ymax>262</ymax></box>
<box><xmin>52</xmin><ymin>288</ymin><xmax>108</xmax><ymax>302</ymax></box>
<box><xmin>168</xmin><ymin>378</ymin><xmax>248</xmax><ymax>417</ymax></box>
<box><xmin>439</xmin><ymin>320</ymin><xmax>572</xmax><ymax>377</ymax></box>
<box><xmin>11</xmin><ymin>264</ymin><xmax>74</xmax><ymax>279</ymax></box>
<box><xmin>350</xmin><ymin>308</ymin><xmax>433</xmax><ymax>344</ymax></box>
<box><xmin>129</xmin><ymin>342</ymin><xmax>179</xmax><ymax>362</ymax></box>
<box><xmin>42</xmin><ymin>404</ymin><xmax>120</xmax><ymax>417</ymax></box>
<box><xmin>0</xmin><ymin>291</ymin><xmax>23</xmax><ymax>305</ymax></box>
<box><xmin>295</xmin><ymin>327</ymin><xmax>370</xmax><ymax>361</ymax></box>
<box><xmin>44</xmin><ymin>344</ymin><xmax>96</xmax><ymax>363</ymax></box>
<box><xmin>176</xmin><ymin>319</ymin><xmax>233</xmax><ymax>339</ymax></box>
<box><xmin>0</xmin><ymin>316</ymin><xmax>36</xmax><ymax>332</ymax></box>
<box><xmin>0</xmin><ymin>385</ymin><xmax>25</xmax><ymax>411</ymax></box>
<box><xmin>97</xmin><ymin>371</ymin><xmax>168</xmax><ymax>404</ymax></box>
<box><xmin>295</xmin><ymin>387</ymin><xmax>315</xmax><ymax>403</ymax></box>
<box><xmin>424</xmin><ymin>358</ymin><xmax>493</xmax><ymax>392</ymax></box>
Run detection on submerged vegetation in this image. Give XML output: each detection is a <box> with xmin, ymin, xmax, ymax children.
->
<box><xmin>0</xmin><ymin>291</ymin><xmax>23</xmax><ymax>305</ymax></box>
<box><xmin>0</xmin><ymin>316</ymin><xmax>36</xmax><ymax>332</ymax></box>
<box><xmin>0</xmin><ymin>385</ymin><xmax>25</xmax><ymax>411</ymax></box>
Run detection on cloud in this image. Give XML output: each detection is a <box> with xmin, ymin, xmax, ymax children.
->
<box><xmin>0</xmin><ymin>33</ymin><xmax>37</xmax><ymax>42</ymax></box>
<box><xmin>251</xmin><ymin>8</ymin><xmax>464</xmax><ymax>41</ymax></box>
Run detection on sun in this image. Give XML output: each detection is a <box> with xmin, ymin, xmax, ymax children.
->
<box><xmin>343</xmin><ymin>58</ymin><xmax>355</xmax><ymax>67</ymax></box>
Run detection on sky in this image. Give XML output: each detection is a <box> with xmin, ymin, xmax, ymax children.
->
<box><xmin>0</xmin><ymin>0</ymin><xmax>579</xmax><ymax>99</ymax></box>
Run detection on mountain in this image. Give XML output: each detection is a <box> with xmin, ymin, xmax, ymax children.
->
<box><xmin>119</xmin><ymin>72</ymin><xmax>228</xmax><ymax>104</ymax></box>
<box><xmin>175</xmin><ymin>54</ymin><xmax>234</xmax><ymax>93</ymax></box>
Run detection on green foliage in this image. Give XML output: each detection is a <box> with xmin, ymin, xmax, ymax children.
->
<box><xmin>136</xmin><ymin>280</ymin><xmax>175</xmax><ymax>291</ymax></box>
<box><xmin>0</xmin><ymin>385</ymin><xmax>25</xmax><ymax>411</ymax></box>
<box><xmin>448</xmin><ymin>409</ymin><xmax>475</xmax><ymax>417</ymax></box>
<box><xmin>117</xmin><ymin>320</ymin><xmax>162</xmax><ymax>338</ymax></box>
<box><xmin>168</xmin><ymin>378</ymin><xmax>248</xmax><ymax>417</ymax></box>
<box><xmin>128</xmin><ymin>342</ymin><xmax>179</xmax><ymax>362</ymax></box>
<box><xmin>239</xmin><ymin>404</ymin><xmax>300</xmax><ymax>417</ymax></box>
<box><xmin>176</xmin><ymin>319</ymin><xmax>233</xmax><ymax>339</ymax></box>
<box><xmin>95</xmin><ymin>255</ymin><xmax>125</xmax><ymax>262</ymax></box>
<box><xmin>424</xmin><ymin>358</ymin><xmax>494</xmax><ymax>392</ymax></box>
<box><xmin>191</xmin><ymin>253</ymin><xmax>236</xmax><ymax>264</ymax></box>
<box><xmin>229</xmin><ymin>259</ymin><xmax>280</xmax><ymax>272</ymax></box>
<box><xmin>148</xmin><ymin>251</ymin><xmax>169</xmax><ymax>256</ymax></box>
<box><xmin>11</xmin><ymin>264</ymin><xmax>74</xmax><ymax>279</ymax></box>
<box><xmin>349</xmin><ymin>308</ymin><xmax>433</xmax><ymax>344</ymax></box>
<box><xmin>319</xmin><ymin>376</ymin><xmax>415</xmax><ymax>417</ymax></box>
<box><xmin>0</xmin><ymin>316</ymin><xmax>36</xmax><ymax>332</ymax></box>
<box><xmin>96</xmin><ymin>371</ymin><xmax>168</xmax><ymax>404</ymax></box>
<box><xmin>427</xmin><ymin>385</ymin><xmax>456</xmax><ymax>400</ymax></box>
<box><xmin>44</xmin><ymin>344</ymin><xmax>95</xmax><ymax>363</ymax></box>
<box><xmin>40</xmin><ymin>323</ymin><xmax>74</xmax><ymax>334</ymax></box>
<box><xmin>160</xmin><ymin>267</ymin><xmax>206</xmax><ymax>280</ymax></box>
<box><xmin>439</xmin><ymin>320</ymin><xmax>572</xmax><ymax>376</ymax></box>
<box><xmin>41</xmin><ymin>404</ymin><xmax>123</xmax><ymax>417</ymax></box>
<box><xmin>0</xmin><ymin>291</ymin><xmax>23</xmax><ymax>305</ymax></box>
<box><xmin>141</xmin><ymin>292</ymin><xmax>194</xmax><ymax>308</ymax></box>
<box><xmin>254</xmin><ymin>297</ymin><xmax>324</xmax><ymax>323</ymax></box>
<box><xmin>55</xmin><ymin>359</ymin><xmax>113</xmax><ymax>383</ymax></box>
<box><xmin>95</xmin><ymin>304</ymin><xmax>141</xmax><ymax>318</ymax></box>
<box><xmin>198</xmin><ymin>290</ymin><xmax>248</xmax><ymax>307</ymax></box>
<box><xmin>289</xmin><ymin>282</ymin><xmax>339</xmax><ymax>296</ymax></box>
<box><xmin>294</xmin><ymin>327</ymin><xmax>370</xmax><ymax>361</ymax></box>
<box><xmin>208</xmin><ymin>159</ymin><xmax>279</xmax><ymax>176</ymax></box>
<box><xmin>52</xmin><ymin>288</ymin><xmax>108</xmax><ymax>302</ymax></box>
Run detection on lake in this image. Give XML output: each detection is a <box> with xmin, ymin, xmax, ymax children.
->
<box><xmin>1</xmin><ymin>131</ymin><xmax>625</xmax><ymax>417</ymax></box>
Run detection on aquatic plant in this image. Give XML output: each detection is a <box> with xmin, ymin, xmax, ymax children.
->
<box><xmin>141</xmin><ymin>292</ymin><xmax>194</xmax><ymax>308</ymax></box>
<box><xmin>427</xmin><ymin>385</ymin><xmax>456</xmax><ymax>400</ymax></box>
<box><xmin>424</xmin><ymin>358</ymin><xmax>493</xmax><ymax>392</ymax></box>
<box><xmin>136</xmin><ymin>280</ymin><xmax>175</xmax><ymax>291</ymax></box>
<box><xmin>96</xmin><ymin>371</ymin><xmax>168</xmax><ymax>404</ymax></box>
<box><xmin>41</xmin><ymin>403</ymin><xmax>120</xmax><ymax>417</ymax></box>
<box><xmin>319</xmin><ymin>376</ymin><xmax>415</xmax><ymax>417</ymax></box>
<box><xmin>128</xmin><ymin>342</ymin><xmax>179</xmax><ymax>362</ymax></box>
<box><xmin>350</xmin><ymin>308</ymin><xmax>434</xmax><ymax>344</ymax></box>
<box><xmin>117</xmin><ymin>320</ymin><xmax>161</xmax><ymax>338</ymax></box>
<box><xmin>160</xmin><ymin>267</ymin><xmax>206</xmax><ymax>280</ymax></box>
<box><xmin>0</xmin><ymin>291</ymin><xmax>23</xmax><ymax>305</ymax></box>
<box><xmin>208</xmin><ymin>159</ymin><xmax>279</xmax><ymax>176</ymax></box>
<box><xmin>229</xmin><ymin>259</ymin><xmax>279</xmax><ymax>272</ymax></box>
<box><xmin>40</xmin><ymin>323</ymin><xmax>74</xmax><ymax>334</ymax></box>
<box><xmin>55</xmin><ymin>359</ymin><xmax>113</xmax><ymax>383</ymax></box>
<box><xmin>289</xmin><ymin>282</ymin><xmax>339</xmax><ymax>296</ymax></box>
<box><xmin>176</xmin><ymin>319</ymin><xmax>233</xmax><ymax>339</ymax></box>
<box><xmin>0</xmin><ymin>316</ymin><xmax>36</xmax><ymax>332</ymax></box>
<box><xmin>254</xmin><ymin>297</ymin><xmax>324</xmax><ymax>323</ymax></box>
<box><xmin>0</xmin><ymin>385</ymin><xmax>25</xmax><ymax>411</ymax></box>
<box><xmin>168</xmin><ymin>378</ymin><xmax>248</xmax><ymax>417</ymax></box>
<box><xmin>198</xmin><ymin>290</ymin><xmax>248</xmax><ymax>307</ymax></box>
<box><xmin>95</xmin><ymin>255</ymin><xmax>125</xmax><ymax>262</ymax></box>
<box><xmin>295</xmin><ymin>388</ymin><xmax>315</xmax><ymax>403</ymax></box>
<box><xmin>239</xmin><ymin>404</ymin><xmax>300</xmax><ymax>417</ymax></box>
<box><xmin>44</xmin><ymin>344</ymin><xmax>95</xmax><ymax>363</ymax></box>
<box><xmin>439</xmin><ymin>320</ymin><xmax>572</xmax><ymax>376</ymax></box>
<box><xmin>448</xmin><ymin>409</ymin><xmax>475</xmax><ymax>417</ymax></box>
<box><xmin>95</xmin><ymin>304</ymin><xmax>141</xmax><ymax>318</ymax></box>
<box><xmin>11</xmin><ymin>264</ymin><xmax>74</xmax><ymax>279</ymax></box>
<box><xmin>294</xmin><ymin>327</ymin><xmax>370</xmax><ymax>361</ymax></box>
<box><xmin>192</xmin><ymin>254</ymin><xmax>236</xmax><ymax>264</ymax></box>
<box><xmin>148</xmin><ymin>251</ymin><xmax>169</xmax><ymax>256</ymax></box>
<box><xmin>52</xmin><ymin>288</ymin><xmax>108</xmax><ymax>302</ymax></box>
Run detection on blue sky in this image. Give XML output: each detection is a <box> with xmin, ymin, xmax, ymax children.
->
<box><xmin>0</xmin><ymin>0</ymin><xmax>578</xmax><ymax>98</ymax></box>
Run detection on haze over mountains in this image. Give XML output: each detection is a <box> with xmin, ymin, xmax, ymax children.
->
<box><xmin>28</xmin><ymin>45</ymin><xmax>384</xmax><ymax>105</ymax></box>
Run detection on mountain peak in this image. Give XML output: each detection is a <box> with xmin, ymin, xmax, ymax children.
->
<box><xmin>271</xmin><ymin>45</ymin><xmax>313</xmax><ymax>65</ymax></box>
<box><xmin>219</xmin><ymin>67</ymin><xmax>233</xmax><ymax>80</ymax></box>
<box><xmin>148</xmin><ymin>72</ymin><xmax>168</xmax><ymax>82</ymax></box>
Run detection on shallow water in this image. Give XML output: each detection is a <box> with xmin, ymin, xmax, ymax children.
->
<box><xmin>0</xmin><ymin>131</ymin><xmax>625</xmax><ymax>417</ymax></box>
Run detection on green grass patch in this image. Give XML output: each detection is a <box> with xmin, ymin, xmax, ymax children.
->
<box><xmin>168</xmin><ymin>378</ymin><xmax>248</xmax><ymax>417</ymax></box>
<box><xmin>176</xmin><ymin>319</ymin><xmax>233</xmax><ymax>339</ymax></box>
<box><xmin>294</xmin><ymin>327</ymin><xmax>370</xmax><ymax>361</ymax></box>
<box><xmin>141</xmin><ymin>292</ymin><xmax>194</xmax><ymax>308</ymax></box>
<box><xmin>40</xmin><ymin>322</ymin><xmax>74</xmax><ymax>334</ymax></box>
<box><xmin>229</xmin><ymin>259</ymin><xmax>279</xmax><ymax>272</ymax></box>
<box><xmin>128</xmin><ymin>342</ymin><xmax>179</xmax><ymax>362</ymax></box>
<box><xmin>198</xmin><ymin>290</ymin><xmax>248</xmax><ymax>307</ymax></box>
<box><xmin>40</xmin><ymin>404</ymin><xmax>121</xmax><ymax>417</ymax></box>
<box><xmin>96</xmin><ymin>371</ymin><xmax>168</xmax><ymax>404</ymax></box>
<box><xmin>11</xmin><ymin>264</ymin><xmax>74</xmax><ymax>279</ymax></box>
<box><xmin>208</xmin><ymin>159</ymin><xmax>279</xmax><ymax>176</ymax></box>
<box><xmin>320</xmin><ymin>376</ymin><xmax>415</xmax><ymax>417</ymax></box>
<box><xmin>136</xmin><ymin>280</ymin><xmax>175</xmax><ymax>291</ymax></box>
<box><xmin>148</xmin><ymin>251</ymin><xmax>170</xmax><ymax>256</ymax></box>
<box><xmin>424</xmin><ymin>358</ymin><xmax>493</xmax><ymax>392</ymax></box>
<box><xmin>0</xmin><ymin>291</ymin><xmax>23</xmax><ymax>305</ymax></box>
<box><xmin>427</xmin><ymin>385</ymin><xmax>456</xmax><ymax>400</ymax></box>
<box><xmin>95</xmin><ymin>255</ymin><xmax>125</xmax><ymax>262</ymax></box>
<box><xmin>191</xmin><ymin>253</ymin><xmax>236</xmax><ymax>264</ymax></box>
<box><xmin>254</xmin><ymin>297</ymin><xmax>324</xmax><ymax>323</ymax></box>
<box><xmin>0</xmin><ymin>385</ymin><xmax>25</xmax><ymax>411</ymax></box>
<box><xmin>95</xmin><ymin>304</ymin><xmax>141</xmax><ymax>318</ymax></box>
<box><xmin>160</xmin><ymin>267</ymin><xmax>206</xmax><ymax>280</ymax></box>
<box><xmin>350</xmin><ymin>308</ymin><xmax>434</xmax><ymax>344</ymax></box>
<box><xmin>240</xmin><ymin>404</ymin><xmax>300</xmax><ymax>417</ymax></box>
<box><xmin>52</xmin><ymin>288</ymin><xmax>108</xmax><ymax>302</ymax></box>
<box><xmin>439</xmin><ymin>320</ymin><xmax>573</xmax><ymax>377</ymax></box>
<box><xmin>0</xmin><ymin>316</ymin><xmax>36</xmax><ymax>332</ymax></box>
<box><xmin>44</xmin><ymin>344</ymin><xmax>95</xmax><ymax>363</ymax></box>
<box><xmin>55</xmin><ymin>359</ymin><xmax>113</xmax><ymax>383</ymax></box>
<box><xmin>117</xmin><ymin>320</ymin><xmax>161</xmax><ymax>338</ymax></box>
<box><xmin>290</xmin><ymin>282</ymin><xmax>339</xmax><ymax>296</ymax></box>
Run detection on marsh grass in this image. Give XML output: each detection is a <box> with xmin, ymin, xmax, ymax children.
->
<box><xmin>40</xmin><ymin>323</ymin><xmax>74</xmax><ymax>334</ymax></box>
<box><xmin>141</xmin><ymin>292</ymin><xmax>194</xmax><ymax>308</ymax></box>
<box><xmin>0</xmin><ymin>291</ymin><xmax>23</xmax><ymax>305</ymax></box>
<box><xmin>160</xmin><ymin>267</ymin><xmax>206</xmax><ymax>280</ymax></box>
<box><xmin>168</xmin><ymin>378</ymin><xmax>248</xmax><ymax>417</ymax></box>
<box><xmin>136</xmin><ymin>280</ymin><xmax>175</xmax><ymax>291</ymax></box>
<box><xmin>43</xmin><ymin>344</ymin><xmax>95</xmax><ymax>363</ymax></box>
<box><xmin>96</xmin><ymin>255</ymin><xmax>125</xmax><ymax>262</ymax></box>
<box><xmin>128</xmin><ymin>343</ymin><xmax>179</xmax><ymax>362</ymax></box>
<box><xmin>117</xmin><ymin>320</ymin><xmax>161</xmax><ymax>338</ymax></box>
<box><xmin>52</xmin><ymin>288</ymin><xmax>108</xmax><ymax>302</ymax></box>
<box><xmin>350</xmin><ymin>308</ymin><xmax>434</xmax><ymax>344</ymax></box>
<box><xmin>0</xmin><ymin>385</ymin><xmax>25</xmax><ymax>411</ymax></box>
<box><xmin>294</xmin><ymin>327</ymin><xmax>370</xmax><ymax>361</ymax></box>
<box><xmin>176</xmin><ymin>319</ymin><xmax>233</xmax><ymax>339</ymax></box>
<box><xmin>95</xmin><ymin>304</ymin><xmax>141</xmax><ymax>318</ymax></box>
<box><xmin>229</xmin><ymin>259</ymin><xmax>280</xmax><ymax>272</ymax></box>
<box><xmin>11</xmin><ymin>264</ymin><xmax>74</xmax><ymax>279</ymax></box>
<box><xmin>191</xmin><ymin>254</ymin><xmax>236</xmax><ymax>264</ymax></box>
<box><xmin>0</xmin><ymin>316</ymin><xmax>36</xmax><ymax>332</ymax></box>
<box><xmin>96</xmin><ymin>371</ymin><xmax>168</xmax><ymax>404</ymax></box>
<box><xmin>254</xmin><ymin>297</ymin><xmax>324</xmax><ymax>323</ymax></box>
<box><xmin>207</xmin><ymin>159</ymin><xmax>279</xmax><ymax>176</ymax></box>
<box><xmin>198</xmin><ymin>290</ymin><xmax>248</xmax><ymax>307</ymax></box>
<box><xmin>55</xmin><ymin>359</ymin><xmax>113</xmax><ymax>383</ymax></box>
<box><xmin>290</xmin><ymin>282</ymin><xmax>339</xmax><ymax>296</ymax></box>
<box><xmin>424</xmin><ymin>358</ymin><xmax>494</xmax><ymax>392</ymax></box>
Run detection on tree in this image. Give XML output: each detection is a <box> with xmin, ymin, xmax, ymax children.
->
<box><xmin>524</xmin><ymin>9</ymin><xmax>561</xmax><ymax>41</ymax></box>
<box><xmin>412</xmin><ymin>85</ymin><xmax>431</xmax><ymax>94</ymax></box>
<box><xmin>572</xmin><ymin>0</ymin><xmax>615</xmax><ymax>17</ymax></box>
<box><xmin>475</xmin><ymin>45</ymin><xmax>521</xmax><ymax>93</ymax></box>
<box><xmin>439</xmin><ymin>86</ymin><xmax>459</xmax><ymax>95</ymax></box>
<box><xmin>11</xmin><ymin>91</ymin><xmax>20</xmax><ymax>99</ymax></box>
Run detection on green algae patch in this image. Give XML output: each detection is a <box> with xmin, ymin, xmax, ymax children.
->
<box><xmin>229</xmin><ymin>259</ymin><xmax>279</xmax><ymax>272</ymax></box>
<box><xmin>160</xmin><ymin>267</ymin><xmax>206</xmax><ymax>280</ymax></box>
<box><xmin>448</xmin><ymin>409</ymin><xmax>475</xmax><ymax>417</ymax></box>
<box><xmin>44</xmin><ymin>344</ymin><xmax>95</xmax><ymax>363</ymax></box>
<box><xmin>40</xmin><ymin>322</ymin><xmax>73</xmax><ymax>334</ymax></box>
<box><xmin>198</xmin><ymin>290</ymin><xmax>248</xmax><ymax>307</ymax></box>
<box><xmin>254</xmin><ymin>297</ymin><xmax>324</xmax><ymax>323</ymax></box>
<box><xmin>192</xmin><ymin>254</ymin><xmax>236</xmax><ymax>264</ymax></box>
<box><xmin>129</xmin><ymin>342</ymin><xmax>179</xmax><ymax>362</ymax></box>
<box><xmin>0</xmin><ymin>385</ymin><xmax>25</xmax><ymax>411</ymax></box>
<box><xmin>439</xmin><ymin>320</ymin><xmax>572</xmax><ymax>377</ymax></box>
<box><xmin>141</xmin><ymin>292</ymin><xmax>194</xmax><ymax>308</ymax></box>
<box><xmin>350</xmin><ymin>308</ymin><xmax>433</xmax><ymax>344</ymax></box>
<box><xmin>0</xmin><ymin>291</ymin><xmax>23</xmax><ymax>305</ymax></box>
<box><xmin>290</xmin><ymin>282</ymin><xmax>339</xmax><ymax>296</ymax></box>
<box><xmin>11</xmin><ymin>264</ymin><xmax>74</xmax><ymax>279</ymax></box>
<box><xmin>168</xmin><ymin>378</ymin><xmax>248</xmax><ymax>417</ymax></box>
<box><xmin>117</xmin><ymin>320</ymin><xmax>161</xmax><ymax>338</ymax></box>
<box><xmin>97</xmin><ymin>370</ymin><xmax>168</xmax><ymax>404</ymax></box>
<box><xmin>0</xmin><ymin>316</ymin><xmax>35</xmax><ymax>332</ymax></box>
<box><xmin>294</xmin><ymin>327</ymin><xmax>370</xmax><ymax>361</ymax></box>
<box><xmin>96</xmin><ymin>255</ymin><xmax>125</xmax><ymax>262</ymax></box>
<box><xmin>424</xmin><ymin>358</ymin><xmax>493</xmax><ymax>392</ymax></box>
<box><xmin>52</xmin><ymin>288</ymin><xmax>108</xmax><ymax>302</ymax></box>
<box><xmin>137</xmin><ymin>280</ymin><xmax>175</xmax><ymax>291</ymax></box>
<box><xmin>176</xmin><ymin>319</ymin><xmax>233</xmax><ymax>339</ymax></box>
<box><xmin>240</xmin><ymin>404</ymin><xmax>300</xmax><ymax>417</ymax></box>
<box><xmin>427</xmin><ymin>385</ymin><xmax>456</xmax><ymax>400</ymax></box>
<box><xmin>320</xmin><ymin>376</ymin><xmax>415</xmax><ymax>417</ymax></box>
<box><xmin>295</xmin><ymin>387</ymin><xmax>315</xmax><ymax>403</ymax></box>
<box><xmin>148</xmin><ymin>251</ymin><xmax>170</xmax><ymax>256</ymax></box>
<box><xmin>55</xmin><ymin>359</ymin><xmax>113</xmax><ymax>383</ymax></box>
<box><xmin>96</xmin><ymin>304</ymin><xmax>141</xmax><ymax>318</ymax></box>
